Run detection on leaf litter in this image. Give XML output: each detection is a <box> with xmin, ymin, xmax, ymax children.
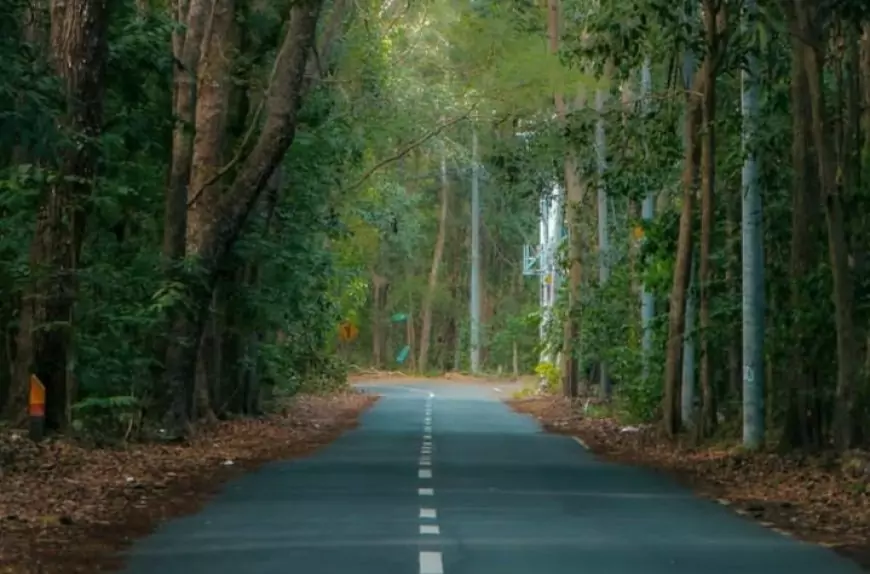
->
<box><xmin>509</xmin><ymin>395</ymin><xmax>870</xmax><ymax>570</ymax></box>
<box><xmin>0</xmin><ymin>390</ymin><xmax>377</xmax><ymax>573</ymax></box>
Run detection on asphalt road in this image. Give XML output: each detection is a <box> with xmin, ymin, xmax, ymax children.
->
<box><xmin>122</xmin><ymin>380</ymin><xmax>863</xmax><ymax>574</ymax></box>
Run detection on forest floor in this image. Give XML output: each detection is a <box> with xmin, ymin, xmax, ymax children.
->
<box><xmin>0</xmin><ymin>390</ymin><xmax>377</xmax><ymax>574</ymax></box>
<box><xmin>509</xmin><ymin>395</ymin><xmax>870</xmax><ymax>570</ymax></box>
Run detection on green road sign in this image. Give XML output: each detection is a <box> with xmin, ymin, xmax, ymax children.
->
<box><xmin>396</xmin><ymin>345</ymin><xmax>410</xmax><ymax>364</ymax></box>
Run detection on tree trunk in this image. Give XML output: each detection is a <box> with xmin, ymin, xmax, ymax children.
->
<box><xmin>793</xmin><ymin>0</ymin><xmax>860</xmax><ymax>449</ymax></box>
<box><xmin>663</xmin><ymin>64</ymin><xmax>705</xmax><ymax>438</ymax></box>
<box><xmin>548</xmin><ymin>0</ymin><xmax>585</xmax><ymax>397</ymax></box>
<box><xmin>187</xmin><ymin>0</ymin><xmax>236</xmax><ymax>249</ymax></box>
<box><xmin>187</xmin><ymin>0</ymin><xmax>236</xmax><ymax>422</ymax></box>
<box><xmin>163</xmin><ymin>0</ymin><xmax>211</xmax><ymax>263</ymax></box>
<box><xmin>6</xmin><ymin>0</ymin><xmax>110</xmax><ymax>428</ymax></box>
<box><xmin>153</xmin><ymin>0</ymin><xmax>211</xmax><ymax>415</ymax></box>
<box><xmin>784</xmin><ymin>23</ymin><xmax>818</xmax><ymax>446</ymax></box>
<box><xmin>418</xmin><ymin>146</ymin><xmax>450</xmax><ymax>373</ymax></box>
<box><xmin>371</xmin><ymin>272</ymin><xmax>388</xmax><ymax>368</ymax></box>
<box><xmin>862</xmin><ymin>25</ymin><xmax>870</xmax><ymax>144</ymax></box>
<box><xmin>406</xmin><ymin>294</ymin><xmax>417</xmax><ymax>372</ymax></box>
<box><xmin>698</xmin><ymin>2</ymin><xmax>717</xmax><ymax>438</ymax></box>
<box><xmin>160</xmin><ymin>0</ymin><xmax>324</xmax><ymax>436</ymax></box>
<box><xmin>193</xmin><ymin>286</ymin><xmax>221</xmax><ymax>422</ymax></box>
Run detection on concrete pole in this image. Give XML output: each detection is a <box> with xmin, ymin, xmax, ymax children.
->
<box><xmin>741</xmin><ymin>0</ymin><xmax>764</xmax><ymax>449</ymax></box>
<box><xmin>470</xmin><ymin>128</ymin><xmax>481</xmax><ymax>373</ymax></box>
<box><xmin>639</xmin><ymin>59</ymin><xmax>654</xmax><ymax>381</ymax></box>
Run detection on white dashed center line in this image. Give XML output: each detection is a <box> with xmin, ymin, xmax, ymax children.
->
<box><xmin>420</xmin><ymin>551</ymin><xmax>444</xmax><ymax>574</ymax></box>
<box><xmin>419</xmin><ymin>395</ymin><xmax>442</xmax><ymax>573</ymax></box>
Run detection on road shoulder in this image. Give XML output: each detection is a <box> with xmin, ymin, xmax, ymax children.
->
<box><xmin>0</xmin><ymin>390</ymin><xmax>377</xmax><ymax>574</ymax></box>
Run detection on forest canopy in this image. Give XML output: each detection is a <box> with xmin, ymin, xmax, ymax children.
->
<box><xmin>0</xmin><ymin>0</ymin><xmax>868</xmax><ymax>455</ymax></box>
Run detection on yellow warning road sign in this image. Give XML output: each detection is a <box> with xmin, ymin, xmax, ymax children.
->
<box><xmin>338</xmin><ymin>321</ymin><xmax>359</xmax><ymax>342</ymax></box>
<box><xmin>632</xmin><ymin>225</ymin><xmax>645</xmax><ymax>241</ymax></box>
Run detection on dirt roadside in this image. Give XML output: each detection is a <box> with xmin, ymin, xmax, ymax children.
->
<box><xmin>0</xmin><ymin>390</ymin><xmax>377</xmax><ymax>574</ymax></box>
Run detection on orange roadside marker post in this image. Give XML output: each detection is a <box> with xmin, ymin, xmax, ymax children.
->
<box><xmin>29</xmin><ymin>374</ymin><xmax>46</xmax><ymax>441</ymax></box>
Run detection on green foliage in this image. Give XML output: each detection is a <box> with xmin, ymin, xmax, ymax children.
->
<box><xmin>534</xmin><ymin>360</ymin><xmax>561</xmax><ymax>393</ymax></box>
<box><xmin>71</xmin><ymin>395</ymin><xmax>142</xmax><ymax>444</ymax></box>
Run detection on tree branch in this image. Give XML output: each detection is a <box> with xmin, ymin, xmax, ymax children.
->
<box><xmin>339</xmin><ymin>108</ymin><xmax>477</xmax><ymax>194</ymax></box>
<box><xmin>188</xmin><ymin>0</ymin><xmax>353</xmax><ymax>210</ymax></box>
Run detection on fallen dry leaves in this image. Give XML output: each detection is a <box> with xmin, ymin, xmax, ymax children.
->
<box><xmin>347</xmin><ymin>368</ymin><xmax>412</xmax><ymax>382</ymax></box>
<box><xmin>0</xmin><ymin>390</ymin><xmax>377</xmax><ymax>574</ymax></box>
<box><xmin>509</xmin><ymin>395</ymin><xmax>870</xmax><ymax>569</ymax></box>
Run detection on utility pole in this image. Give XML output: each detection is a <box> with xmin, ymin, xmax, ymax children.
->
<box><xmin>595</xmin><ymin>82</ymin><xmax>610</xmax><ymax>399</ymax></box>
<box><xmin>470</xmin><ymin>127</ymin><xmax>481</xmax><ymax>373</ymax></box>
<box><xmin>741</xmin><ymin>0</ymin><xmax>764</xmax><ymax>449</ymax></box>
<box><xmin>639</xmin><ymin>59</ymin><xmax>654</xmax><ymax>381</ymax></box>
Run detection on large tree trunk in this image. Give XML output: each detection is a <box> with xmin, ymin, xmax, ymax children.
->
<box><xmin>193</xmin><ymin>286</ymin><xmax>222</xmax><ymax>422</ymax></box>
<box><xmin>161</xmin><ymin>0</ymin><xmax>324</xmax><ymax>436</ymax></box>
<box><xmin>861</xmin><ymin>25</ymin><xmax>870</xmax><ymax>416</ymax></box>
<box><xmin>662</xmin><ymin>64</ymin><xmax>705</xmax><ymax>438</ymax></box>
<box><xmin>793</xmin><ymin>0</ymin><xmax>860</xmax><ymax>449</ymax></box>
<box><xmin>227</xmin><ymin>173</ymin><xmax>280</xmax><ymax>416</ymax></box>
<box><xmin>560</xmin><ymin>151</ymin><xmax>582</xmax><ymax>398</ymax></box>
<box><xmin>163</xmin><ymin>0</ymin><xmax>211</xmax><ymax>262</ymax></box>
<box><xmin>418</xmin><ymin>147</ymin><xmax>450</xmax><ymax>373</ymax></box>
<box><xmin>547</xmin><ymin>0</ymin><xmax>584</xmax><ymax>397</ymax></box>
<box><xmin>187</xmin><ymin>0</ymin><xmax>236</xmax><ymax>422</ymax></box>
<box><xmin>6</xmin><ymin>0</ymin><xmax>110</xmax><ymax>427</ymax></box>
<box><xmin>187</xmin><ymin>0</ymin><xmax>236</xmax><ymax>249</ymax></box>
<box><xmin>697</xmin><ymin>1</ymin><xmax>718</xmax><ymax>438</ymax></box>
<box><xmin>862</xmin><ymin>25</ymin><xmax>870</xmax><ymax>144</ymax></box>
<box><xmin>153</xmin><ymin>0</ymin><xmax>211</xmax><ymax>416</ymax></box>
<box><xmin>783</xmin><ymin>20</ymin><xmax>819</xmax><ymax>446</ymax></box>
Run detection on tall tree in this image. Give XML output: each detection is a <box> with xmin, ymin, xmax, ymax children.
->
<box><xmin>161</xmin><ymin>0</ymin><xmax>325</xmax><ymax>435</ymax></box>
<box><xmin>8</xmin><ymin>0</ymin><xmax>110</xmax><ymax>428</ymax></box>
<box><xmin>418</xmin><ymin>141</ymin><xmax>450</xmax><ymax>373</ymax></box>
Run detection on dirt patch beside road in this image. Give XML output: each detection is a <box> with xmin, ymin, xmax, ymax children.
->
<box><xmin>0</xmin><ymin>390</ymin><xmax>377</xmax><ymax>574</ymax></box>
